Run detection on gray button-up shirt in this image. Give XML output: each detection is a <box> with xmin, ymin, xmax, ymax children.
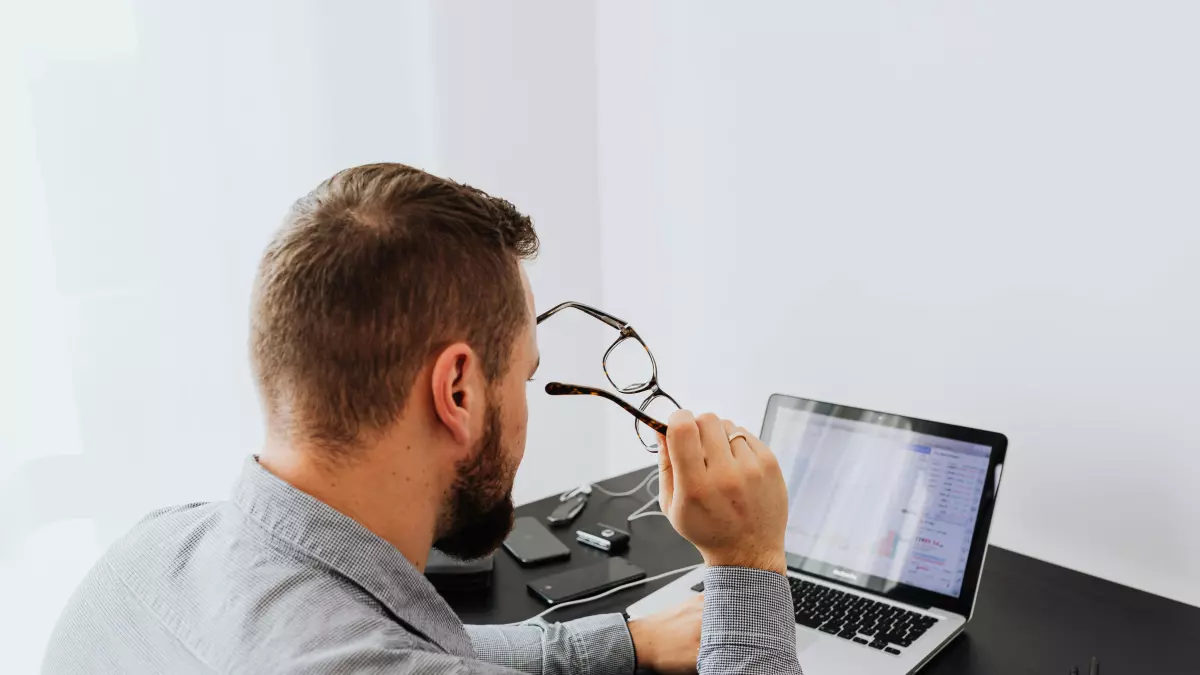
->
<box><xmin>43</xmin><ymin>457</ymin><xmax>802</xmax><ymax>674</ymax></box>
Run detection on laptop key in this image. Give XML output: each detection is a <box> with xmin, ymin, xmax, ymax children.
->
<box><xmin>787</xmin><ymin>578</ymin><xmax>935</xmax><ymax>648</ymax></box>
<box><xmin>691</xmin><ymin>582</ymin><xmax>705</xmax><ymax>593</ymax></box>
<box><xmin>880</xmin><ymin>632</ymin><xmax>914</xmax><ymax>647</ymax></box>
<box><xmin>853</xmin><ymin>637</ymin><xmax>870</xmax><ymax>645</ymax></box>
<box><xmin>885</xmin><ymin>647</ymin><xmax>902</xmax><ymax>655</ymax></box>
<box><xmin>868</xmin><ymin>640</ymin><xmax>888</xmax><ymax>650</ymax></box>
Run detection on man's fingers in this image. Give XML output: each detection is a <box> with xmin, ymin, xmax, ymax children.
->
<box><xmin>657</xmin><ymin>432</ymin><xmax>674</xmax><ymax>511</ymax></box>
<box><xmin>747</xmin><ymin>434</ymin><xmax>782</xmax><ymax>472</ymax></box>
<box><xmin>695</xmin><ymin>413</ymin><xmax>732</xmax><ymax>466</ymax></box>
<box><xmin>742</xmin><ymin>431</ymin><xmax>772</xmax><ymax>458</ymax></box>
<box><xmin>656</xmin><ymin>408</ymin><xmax>790</xmax><ymax>577</ymax></box>
<box><xmin>665</xmin><ymin>409</ymin><xmax>705</xmax><ymax>493</ymax></box>
<box><xmin>722</xmin><ymin>419</ymin><xmax>753</xmax><ymax>458</ymax></box>
<box><xmin>722</xmin><ymin>419</ymin><xmax>765</xmax><ymax>458</ymax></box>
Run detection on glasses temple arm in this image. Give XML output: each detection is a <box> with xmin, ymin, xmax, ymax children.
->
<box><xmin>536</xmin><ymin>302</ymin><xmax>628</xmax><ymax>331</ymax></box>
<box><xmin>544</xmin><ymin>382</ymin><xmax>668</xmax><ymax>434</ymax></box>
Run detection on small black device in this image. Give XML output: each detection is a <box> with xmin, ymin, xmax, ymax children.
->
<box><xmin>575</xmin><ymin>522</ymin><xmax>630</xmax><ymax>553</ymax></box>
<box><xmin>527</xmin><ymin>558</ymin><xmax>647</xmax><ymax>605</ymax></box>
<box><xmin>502</xmin><ymin>516</ymin><xmax>571</xmax><ymax>566</ymax></box>
<box><xmin>424</xmin><ymin>549</ymin><xmax>493</xmax><ymax>594</ymax></box>
<box><xmin>546</xmin><ymin>492</ymin><xmax>588</xmax><ymax>527</ymax></box>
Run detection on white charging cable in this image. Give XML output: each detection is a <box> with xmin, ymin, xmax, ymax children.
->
<box><xmin>505</xmin><ymin>468</ymin><xmax>684</xmax><ymax>625</ymax></box>
<box><xmin>626</xmin><ymin>472</ymin><xmax>665</xmax><ymax>522</ymax></box>
<box><xmin>554</xmin><ymin>466</ymin><xmax>667</xmax><ymax>523</ymax></box>
<box><xmin>510</xmin><ymin>563</ymin><xmax>702</xmax><ymax>624</ymax></box>
<box><xmin>559</xmin><ymin>467</ymin><xmax>668</xmax><ymax>524</ymax></box>
<box><xmin>559</xmin><ymin>468</ymin><xmax>657</xmax><ymax>501</ymax></box>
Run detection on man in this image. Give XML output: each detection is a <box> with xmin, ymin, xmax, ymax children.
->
<box><xmin>43</xmin><ymin>164</ymin><xmax>802</xmax><ymax>674</ymax></box>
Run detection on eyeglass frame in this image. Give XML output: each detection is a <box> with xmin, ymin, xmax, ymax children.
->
<box><xmin>535</xmin><ymin>301</ymin><xmax>680</xmax><ymax>451</ymax></box>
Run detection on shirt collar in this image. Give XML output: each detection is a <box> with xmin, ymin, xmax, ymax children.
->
<box><xmin>231</xmin><ymin>455</ymin><xmax>474</xmax><ymax>657</ymax></box>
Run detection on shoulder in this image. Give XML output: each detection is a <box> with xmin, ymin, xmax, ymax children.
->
<box><xmin>78</xmin><ymin>501</ymin><xmax>432</xmax><ymax>672</ymax></box>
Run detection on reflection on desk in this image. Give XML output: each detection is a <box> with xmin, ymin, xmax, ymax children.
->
<box><xmin>446</xmin><ymin>468</ymin><xmax>1200</xmax><ymax>675</ymax></box>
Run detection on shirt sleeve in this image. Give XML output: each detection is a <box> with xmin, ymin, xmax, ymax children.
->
<box><xmin>466</xmin><ymin>614</ymin><xmax>635</xmax><ymax>675</ymax></box>
<box><xmin>699</xmin><ymin>567</ymin><xmax>803</xmax><ymax>675</ymax></box>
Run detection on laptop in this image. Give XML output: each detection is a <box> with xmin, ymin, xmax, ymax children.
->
<box><xmin>627</xmin><ymin>393</ymin><xmax>1007</xmax><ymax>674</ymax></box>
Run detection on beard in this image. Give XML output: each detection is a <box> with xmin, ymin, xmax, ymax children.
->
<box><xmin>433</xmin><ymin>403</ymin><xmax>517</xmax><ymax>560</ymax></box>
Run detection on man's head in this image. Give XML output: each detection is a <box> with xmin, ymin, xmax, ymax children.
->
<box><xmin>251</xmin><ymin>163</ymin><xmax>540</xmax><ymax>559</ymax></box>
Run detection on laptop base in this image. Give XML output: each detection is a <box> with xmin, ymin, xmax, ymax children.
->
<box><xmin>627</xmin><ymin>567</ymin><xmax>966</xmax><ymax>675</ymax></box>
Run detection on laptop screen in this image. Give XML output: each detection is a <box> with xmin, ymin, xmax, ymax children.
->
<box><xmin>766</xmin><ymin>403</ymin><xmax>995</xmax><ymax>600</ymax></box>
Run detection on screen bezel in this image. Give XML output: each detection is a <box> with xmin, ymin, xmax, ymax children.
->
<box><xmin>761</xmin><ymin>393</ymin><xmax>1008</xmax><ymax>617</ymax></box>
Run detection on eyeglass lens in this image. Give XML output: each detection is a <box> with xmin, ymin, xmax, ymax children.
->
<box><xmin>604</xmin><ymin>336</ymin><xmax>656</xmax><ymax>394</ymax></box>
<box><xmin>637</xmin><ymin>393</ymin><xmax>680</xmax><ymax>450</ymax></box>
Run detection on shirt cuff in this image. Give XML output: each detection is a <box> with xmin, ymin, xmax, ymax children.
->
<box><xmin>561</xmin><ymin>613</ymin><xmax>636</xmax><ymax>675</ymax></box>
<box><xmin>701</xmin><ymin>566</ymin><xmax>797</xmax><ymax>654</ymax></box>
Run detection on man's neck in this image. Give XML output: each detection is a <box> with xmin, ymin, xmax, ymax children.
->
<box><xmin>258</xmin><ymin>427</ymin><xmax>447</xmax><ymax>572</ymax></box>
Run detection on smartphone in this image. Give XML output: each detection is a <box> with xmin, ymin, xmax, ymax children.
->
<box><xmin>527</xmin><ymin>558</ymin><xmax>647</xmax><ymax>605</ymax></box>
<box><xmin>502</xmin><ymin>517</ymin><xmax>571</xmax><ymax>566</ymax></box>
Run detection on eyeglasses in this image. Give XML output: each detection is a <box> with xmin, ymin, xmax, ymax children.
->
<box><xmin>536</xmin><ymin>301</ymin><xmax>681</xmax><ymax>452</ymax></box>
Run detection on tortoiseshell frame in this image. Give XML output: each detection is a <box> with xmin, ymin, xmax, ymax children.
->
<box><xmin>542</xmin><ymin>383</ymin><xmax>668</xmax><ymax>435</ymax></box>
<box><xmin>536</xmin><ymin>301</ymin><xmax>680</xmax><ymax>452</ymax></box>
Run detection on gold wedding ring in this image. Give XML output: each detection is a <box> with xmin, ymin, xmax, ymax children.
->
<box><xmin>727</xmin><ymin>430</ymin><xmax>748</xmax><ymax>444</ymax></box>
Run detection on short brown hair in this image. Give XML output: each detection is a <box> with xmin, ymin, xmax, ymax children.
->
<box><xmin>251</xmin><ymin>163</ymin><xmax>538</xmax><ymax>448</ymax></box>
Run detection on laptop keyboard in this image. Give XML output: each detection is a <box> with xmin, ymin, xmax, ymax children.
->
<box><xmin>690</xmin><ymin>577</ymin><xmax>939</xmax><ymax>655</ymax></box>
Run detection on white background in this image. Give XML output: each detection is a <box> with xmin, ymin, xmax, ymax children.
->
<box><xmin>1</xmin><ymin>0</ymin><xmax>1197</xmax><ymax>671</ymax></box>
<box><xmin>594</xmin><ymin>0</ymin><xmax>1200</xmax><ymax>614</ymax></box>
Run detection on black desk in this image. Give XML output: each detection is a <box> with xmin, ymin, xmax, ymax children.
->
<box><xmin>447</xmin><ymin>468</ymin><xmax>1200</xmax><ymax>674</ymax></box>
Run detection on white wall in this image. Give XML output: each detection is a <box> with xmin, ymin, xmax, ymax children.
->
<box><xmin>596</xmin><ymin>1</ymin><xmax>1200</xmax><ymax>607</ymax></box>
<box><xmin>0</xmin><ymin>1</ymin><xmax>610</xmax><ymax>670</ymax></box>
<box><xmin>431</xmin><ymin>0</ymin><xmax>613</xmax><ymax>503</ymax></box>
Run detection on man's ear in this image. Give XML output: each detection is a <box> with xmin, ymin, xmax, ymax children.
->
<box><xmin>429</xmin><ymin>342</ymin><xmax>480</xmax><ymax>447</ymax></box>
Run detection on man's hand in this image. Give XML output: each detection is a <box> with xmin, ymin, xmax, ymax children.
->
<box><xmin>626</xmin><ymin>595</ymin><xmax>702</xmax><ymax>674</ymax></box>
<box><xmin>657</xmin><ymin>411</ymin><xmax>788</xmax><ymax>575</ymax></box>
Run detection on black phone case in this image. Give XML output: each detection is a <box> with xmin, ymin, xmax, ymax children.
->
<box><xmin>499</xmin><ymin>514</ymin><xmax>568</xmax><ymax>562</ymax></box>
<box><xmin>502</xmin><ymin>517</ymin><xmax>571</xmax><ymax>566</ymax></box>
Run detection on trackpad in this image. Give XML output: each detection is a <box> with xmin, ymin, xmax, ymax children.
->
<box><xmin>795</xmin><ymin>626</ymin><xmax>821</xmax><ymax>653</ymax></box>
